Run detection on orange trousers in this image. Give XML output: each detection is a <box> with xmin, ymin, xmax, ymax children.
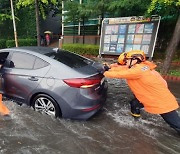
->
<box><xmin>0</xmin><ymin>94</ymin><xmax>9</xmax><ymax>115</ymax></box>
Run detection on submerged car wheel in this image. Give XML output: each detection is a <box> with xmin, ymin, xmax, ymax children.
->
<box><xmin>32</xmin><ymin>94</ymin><xmax>61</xmax><ymax>118</ymax></box>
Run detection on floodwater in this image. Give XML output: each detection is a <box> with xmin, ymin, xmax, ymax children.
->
<box><xmin>1</xmin><ymin>79</ymin><xmax>180</xmax><ymax>154</ymax></box>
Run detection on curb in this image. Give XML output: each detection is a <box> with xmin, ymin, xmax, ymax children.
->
<box><xmin>162</xmin><ymin>75</ymin><xmax>180</xmax><ymax>82</ymax></box>
<box><xmin>171</xmin><ymin>62</ymin><xmax>180</xmax><ymax>66</ymax></box>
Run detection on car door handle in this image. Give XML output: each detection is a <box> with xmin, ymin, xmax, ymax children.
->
<box><xmin>28</xmin><ymin>76</ymin><xmax>39</xmax><ymax>81</ymax></box>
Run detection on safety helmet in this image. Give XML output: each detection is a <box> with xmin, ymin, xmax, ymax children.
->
<box><xmin>117</xmin><ymin>52</ymin><xmax>126</xmax><ymax>65</ymax></box>
<box><xmin>125</xmin><ymin>50</ymin><xmax>146</xmax><ymax>62</ymax></box>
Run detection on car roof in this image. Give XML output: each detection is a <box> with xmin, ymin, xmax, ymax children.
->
<box><xmin>6</xmin><ymin>46</ymin><xmax>59</xmax><ymax>55</ymax></box>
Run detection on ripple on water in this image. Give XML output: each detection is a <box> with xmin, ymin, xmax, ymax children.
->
<box><xmin>105</xmin><ymin>79</ymin><xmax>180</xmax><ymax>138</ymax></box>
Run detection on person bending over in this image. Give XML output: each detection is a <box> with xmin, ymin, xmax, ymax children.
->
<box><xmin>104</xmin><ymin>50</ymin><xmax>180</xmax><ymax>134</ymax></box>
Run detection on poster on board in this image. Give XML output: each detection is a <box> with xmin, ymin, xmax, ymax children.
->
<box><xmin>99</xmin><ymin>16</ymin><xmax>161</xmax><ymax>58</ymax></box>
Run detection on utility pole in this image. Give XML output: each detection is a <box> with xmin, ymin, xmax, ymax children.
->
<box><xmin>62</xmin><ymin>0</ymin><xmax>64</xmax><ymax>37</ymax></box>
<box><xmin>10</xmin><ymin>0</ymin><xmax>18</xmax><ymax>47</ymax></box>
<box><xmin>78</xmin><ymin>0</ymin><xmax>82</xmax><ymax>35</ymax></box>
<box><xmin>35</xmin><ymin>0</ymin><xmax>41</xmax><ymax>46</ymax></box>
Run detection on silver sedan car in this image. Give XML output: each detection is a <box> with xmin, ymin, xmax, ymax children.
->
<box><xmin>0</xmin><ymin>47</ymin><xmax>108</xmax><ymax>120</ymax></box>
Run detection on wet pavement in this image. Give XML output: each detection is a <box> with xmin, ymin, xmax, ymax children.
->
<box><xmin>0</xmin><ymin>79</ymin><xmax>180</xmax><ymax>154</ymax></box>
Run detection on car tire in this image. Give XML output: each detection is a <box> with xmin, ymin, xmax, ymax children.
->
<box><xmin>32</xmin><ymin>94</ymin><xmax>61</xmax><ymax>118</ymax></box>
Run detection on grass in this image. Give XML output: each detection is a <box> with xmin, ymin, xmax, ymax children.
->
<box><xmin>168</xmin><ymin>70</ymin><xmax>180</xmax><ymax>77</ymax></box>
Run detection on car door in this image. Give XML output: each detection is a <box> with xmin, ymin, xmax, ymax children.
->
<box><xmin>3</xmin><ymin>51</ymin><xmax>50</xmax><ymax>103</ymax></box>
<box><xmin>0</xmin><ymin>51</ymin><xmax>10</xmax><ymax>94</ymax></box>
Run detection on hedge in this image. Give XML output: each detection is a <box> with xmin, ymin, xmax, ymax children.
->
<box><xmin>62</xmin><ymin>43</ymin><xmax>99</xmax><ymax>56</ymax></box>
<box><xmin>0</xmin><ymin>39</ymin><xmax>6</xmax><ymax>49</ymax></box>
<box><xmin>6</xmin><ymin>39</ymin><xmax>37</xmax><ymax>48</ymax></box>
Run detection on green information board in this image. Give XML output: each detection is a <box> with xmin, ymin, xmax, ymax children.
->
<box><xmin>99</xmin><ymin>16</ymin><xmax>161</xmax><ymax>58</ymax></box>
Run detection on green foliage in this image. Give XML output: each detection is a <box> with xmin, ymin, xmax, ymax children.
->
<box><xmin>147</xmin><ymin>0</ymin><xmax>180</xmax><ymax>17</ymax></box>
<box><xmin>0</xmin><ymin>7</ymin><xmax>36</xmax><ymax>39</ymax></box>
<box><xmin>0</xmin><ymin>20</ymin><xmax>14</xmax><ymax>39</ymax></box>
<box><xmin>77</xmin><ymin>2</ymin><xmax>94</xmax><ymax>19</ymax></box>
<box><xmin>89</xmin><ymin>0</ymin><xmax>111</xmax><ymax>17</ymax></box>
<box><xmin>0</xmin><ymin>0</ymin><xmax>11</xmax><ymax>23</ymax></box>
<box><xmin>6</xmin><ymin>39</ymin><xmax>37</xmax><ymax>48</ymax></box>
<box><xmin>168</xmin><ymin>70</ymin><xmax>180</xmax><ymax>77</ymax></box>
<box><xmin>0</xmin><ymin>39</ymin><xmax>6</xmax><ymax>49</ymax></box>
<box><xmin>0</xmin><ymin>14</ymin><xmax>12</xmax><ymax>23</ymax></box>
<box><xmin>107</xmin><ymin>0</ymin><xmax>151</xmax><ymax>17</ymax></box>
<box><xmin>65</xmin><ymin>1</ymin><xmax>79</xmax><ymax>23</ymax></box>
<box><xmin>16</xmin><ymin>7</ymin><xmax>36</xmax><ymax>38</ymax></box>
<box><xmin>17</xmin><ymin>0</ymin><xmax>59</xmax><ymax>19</ymax></box>
<box><xmin>62</xmin><ymin>43</ymin><xmax>99</xmax><ymax>56</ymax></box>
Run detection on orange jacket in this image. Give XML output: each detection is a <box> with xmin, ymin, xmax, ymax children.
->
<box><xmin>0</xmin><ymin>94</ymin><xmax>9</xmax><ymax>115</ymax></box>
<box><xmin>104</xmin><ymin>61</ymin><xmax>179</xmax><ymax>114</ymax></box>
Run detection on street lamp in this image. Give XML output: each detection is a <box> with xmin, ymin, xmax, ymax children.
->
<box><xmin>10</xmin><ymin>0</ymin><xmax>18</xmax><ymax>47</ymax></box>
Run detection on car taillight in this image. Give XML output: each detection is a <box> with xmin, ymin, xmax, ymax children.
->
<box><xmin>63</xmin><ymin>77</ymin><xmax>102</xmax><ymax>88</ymax></box>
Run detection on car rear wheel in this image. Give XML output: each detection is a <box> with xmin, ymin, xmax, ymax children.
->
<box><xmin>32</xmin><ymin>94</ymin><xmax>61</xmax><ymax>118</ymax></box>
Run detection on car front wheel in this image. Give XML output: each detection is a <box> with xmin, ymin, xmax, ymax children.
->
<box><xmin>32</xmin><ymin>94</ymin><xmax>61</xmax><ymax>118</ymax></box>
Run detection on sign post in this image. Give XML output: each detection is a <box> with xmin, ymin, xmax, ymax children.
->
<box><xmin>99</xmin><ymin>16</ymin><xmax>161</xmax><ymax>58</ymax></box>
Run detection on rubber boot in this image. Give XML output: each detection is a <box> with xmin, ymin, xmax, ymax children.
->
<box><xmin>130</xmin><ymin>98</ymin><xmax>143</xmax><ymax>119</ymax></box>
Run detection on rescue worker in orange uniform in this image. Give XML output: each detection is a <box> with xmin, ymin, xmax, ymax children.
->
<box><xmin>0</xmin><ymin>94</ymin><xmax>9</xmax><ymax>115</ymax></box>
<box><xmin>104</xmin><ymin>50</ymin><xmax>180</xmax><ymax>134</ymax></box>
<box><xmin>0</xmin><ymin>64</ymin><xmax>10</xmax><ymax>116</ymax></box>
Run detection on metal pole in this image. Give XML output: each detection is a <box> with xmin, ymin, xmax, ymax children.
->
<box><xmin>62</xmin><ymin>0</ymin><xmax>64</xmax><ymax>37</ymax></box>
<box><xmin>151</xmin><ymin>16</ymin><xmax>161</xmax><ymax>59</ymax></box>
<box><xmin>35</xmin><ymin>0</ymin><xmax>41</xmax><ymax>46</ymax></box>
<box><xmin>78</xmin><ymin>0</ymin><xmax>82</xmax><ymax>35</ymax></box>
<box><xmin>10</xmin><ymin>0</ymin><xmax>18</xmax><ymax>47</ymax></box>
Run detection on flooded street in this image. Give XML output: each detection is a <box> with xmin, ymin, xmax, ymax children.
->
<box><xmin>1</xmin><ymin>79</ymin><xmax>180</xmax><ymax>154</ymax></box>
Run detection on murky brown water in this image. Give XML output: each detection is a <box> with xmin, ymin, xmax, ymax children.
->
<box><xmin>0</xmin><ymin>79</ymin><xmax>180</xmax><ymax>154</ymax></box>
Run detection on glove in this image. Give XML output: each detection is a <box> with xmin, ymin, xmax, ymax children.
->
<box><xmin>103</xmin><ymin>63</ymin><xmax>110</xmax><ymax>71</ymax></box>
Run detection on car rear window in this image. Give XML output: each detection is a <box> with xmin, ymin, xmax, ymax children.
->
<box><xmin>45</xmin><ymin>51</ymin><xmax>92</xmax><ymax>68</ymax></box>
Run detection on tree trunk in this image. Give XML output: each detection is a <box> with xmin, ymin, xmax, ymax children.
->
<box><xmin>161</xmin><ymin>14</ymin><xmax>180</xmax><ymax>74</ymax></box>
<box><xmin>73</xmin><ymin>21</ymin><xmax>75</xmax><ymax>43</ymax></box>
<box><xmin>99</xmin><ymin>3</ymin><xmax>104</xmax><ymax>36</ymax></box>
<box><xmin>82</xmin><ymin>17</ymin><xmax>85</xmax><ymax>44</ymax></box>
<box><xmin>35</xmin><ymin>0</ymin><xmax>40</xmax><ymax>46</ymax></box>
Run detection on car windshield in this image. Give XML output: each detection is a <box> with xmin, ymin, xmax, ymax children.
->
<box><xmin>45</xmin><ymin>50</ymin><xmax>92</xmax><ymax>68</ymax></box>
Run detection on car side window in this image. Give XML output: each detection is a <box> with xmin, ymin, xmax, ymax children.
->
<box><xmin>33</xmin><ymin>57</ymin><xmax>49</xmax><ymax>69</ymax></box>
<box><xmin>11</xmin><ymin>52</ymin><xmax>36</xmax><ymax>69</ymax></box>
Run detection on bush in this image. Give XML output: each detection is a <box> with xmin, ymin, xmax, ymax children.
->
<box><xmin>0</xmin><ymin>39</ymin><xmax>6</xmax><ymax>49</ymax></box>
<box><xmin>62</xmin><ymin>43</ymin><xmax>99</xmax><ymax>56</ymax></box>
<box><xmin>168</xmin><ymin>70</ymin><xmax>180</xmax><ymax>77</ymax></box>
<box><xmin>6</xmin><ymin>39</ymin><xmax>37</xmax><ymax>48</ymax></box>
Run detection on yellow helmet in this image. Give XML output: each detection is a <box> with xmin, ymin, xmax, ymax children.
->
<box><xmin>117</xmin><ymin>52</ymin><xmax>126</xmax><ymax>65</ymax></box>
<box><xmin>125</xmin><ymin>50</ymin><xmax>146</xmax><ymax>62</ymax></box>
<box><xmin>118</xmin><ymin>50</ymin><xmax>145</xmax><ymax>65</ymax></box>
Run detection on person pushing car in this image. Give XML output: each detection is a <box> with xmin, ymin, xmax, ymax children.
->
<box><xmin>0</xmin><ymin>64</ymin><xmax>10</xmax><ymax>116</ymax></box>
<box><xmin>104</xmin><ymin>50</ymin><xmax>180</xmax><ymax>134</ymax></box>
